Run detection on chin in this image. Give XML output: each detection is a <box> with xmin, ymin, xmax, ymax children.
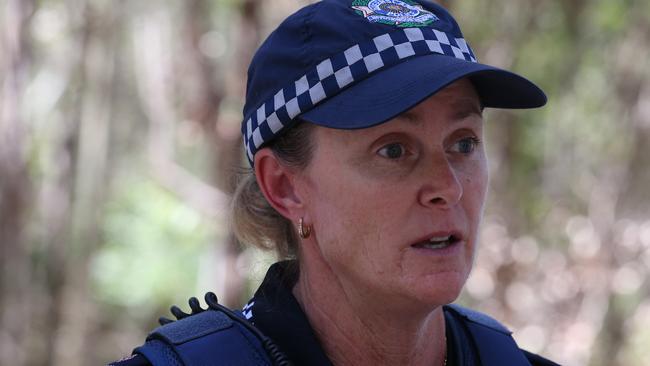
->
<box><xmin>407</xmin><ymin>271</ymin><xmax>468</xmax><ymax>307</ymax></box>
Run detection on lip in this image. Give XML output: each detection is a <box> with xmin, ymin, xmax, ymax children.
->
<box><xmin>409</xmin><ymin>230</ymin><xmax>465</xmax><ymax>247</ymax></box>
<box><xmin>408</xmin><ymin>229</ymin><xmax>466</xmax><ymax>257</ymax></box>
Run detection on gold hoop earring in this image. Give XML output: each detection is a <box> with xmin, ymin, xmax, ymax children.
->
<box><xmin>298</xmin><ymin>217</ymin><xmax>312</xmax><ymax>239</ymax></box>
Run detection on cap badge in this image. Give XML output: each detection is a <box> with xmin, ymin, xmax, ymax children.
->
<box><xmin>352</xmin><ymin>0</ymin><xmax>439</xmax><ymax>27</ymax></box>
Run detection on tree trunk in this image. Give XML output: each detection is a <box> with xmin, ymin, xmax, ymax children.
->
<box><xmin>0</xmin><ymin>0</ymin><xmax>34</xmax><ymax>365</ymax></box>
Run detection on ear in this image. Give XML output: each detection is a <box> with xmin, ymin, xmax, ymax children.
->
<box><xmin>254</xmin><ymin>148</ymin><xmax>304</xmax><ymax>221</ymax></box>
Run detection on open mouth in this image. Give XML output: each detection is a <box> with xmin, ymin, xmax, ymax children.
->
<box><xmin>411</xmin><ymin>234</ymin><xmax>461</xmax><ymax>250</ymax></box>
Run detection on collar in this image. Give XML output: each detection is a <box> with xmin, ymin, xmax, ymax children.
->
<box><xmin>244</xmin><ymin>260</ymin><xmax>332</xmax><ymax>365</ymax></box>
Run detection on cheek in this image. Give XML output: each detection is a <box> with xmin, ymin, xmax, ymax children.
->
<box><xmin>465</xmin><ymin>170</ymin><xmax>488</xmax><ymax>209</ymax></box>
<box><xmin>460</xmin><ymin>159</ymin><xmax>489</xmax><ymax>243</ymax></box>
<box><xmin>304</xmin><ymin>172</ymin><xmax>399</xmax><ymax>270</ymax></box>
<box><xmin>461</xmin><ymin>154</ymin><xmax>488</xmax><ymax>206</ymax></box>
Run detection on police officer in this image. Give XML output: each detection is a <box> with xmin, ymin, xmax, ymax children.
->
<box><xmin>111</xmin><ymin>1</ymin><xmax>560</xmax><ymax>365</ymax></box>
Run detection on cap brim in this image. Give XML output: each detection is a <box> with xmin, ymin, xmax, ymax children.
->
<box><xmin>301</xmin><ymin>53</ymin><xmax>547</xmax><ymax>129</ymax></box>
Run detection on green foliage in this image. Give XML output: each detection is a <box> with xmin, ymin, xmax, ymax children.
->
<box><xmin>91</xmin><ymin>175</ymin><xmax>214</xmax><ymax>313</ymax></box>
<box><xmin>590</xmin><ymin>0</ymin><xmax>629</xmax><ymax>35</ymax></box>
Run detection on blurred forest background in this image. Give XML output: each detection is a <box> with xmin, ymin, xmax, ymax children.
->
<box><xmin>1</xmin><ymin>0</ymin><xmax>649</xmax><ymax>365</ymax></box>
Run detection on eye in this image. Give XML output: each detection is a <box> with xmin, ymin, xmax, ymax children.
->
<box><xmin>377</xmin><ymin>143</ymin><xmax>407</xmax><ymax>159</ymax></box>
<box><xmin>451</xmin><ymin>137</ymin><xmax>481</xmax><ymax>154</ymax></box>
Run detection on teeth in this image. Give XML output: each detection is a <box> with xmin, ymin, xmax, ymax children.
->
<box><xmin>415</xmin><ymin>236</ymin><xmax>455</xmax><ymax>249</ymax></box>
<box><xmin>413</xmin><ymin>235</ymin><xmax>458</xmax><ymax>249</ymax></box>
<box><xmin>429</xmin><ymin>235</ymin><xmax>451</xmax><ymax>243</ymax></box>
<box><xmin>419</xmin><ymin>240</ymin><xmax>451</xmax><ymax>249</ymax></box>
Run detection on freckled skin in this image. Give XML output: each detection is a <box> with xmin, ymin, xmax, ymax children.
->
<box><xmin>295</xmin><ymin>79</ymin><xmax>488</xmax><ymax>310</ymax></box>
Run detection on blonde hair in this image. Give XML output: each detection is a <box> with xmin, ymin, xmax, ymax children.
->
<box><xmin>231</xmin><ymin>121</ymin><xmax>315</xmax><ymax>259</ymax></box>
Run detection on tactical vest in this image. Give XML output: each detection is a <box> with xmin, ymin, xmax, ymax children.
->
<box><xmin>131</xmin><ymin>292</ymin><xmax>532</xmax><ymax>366</ymax></box>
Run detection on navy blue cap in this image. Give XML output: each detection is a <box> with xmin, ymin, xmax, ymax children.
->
<box><xmin>242</xmin><ymin>0</ymin><xmax>547</xmax><ymax>165</ymax></box>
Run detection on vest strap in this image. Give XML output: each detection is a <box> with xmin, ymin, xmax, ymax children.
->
<box><xmin>447</xmin><ymin>304</ymin><xmax>532</xmax><ymax>366</ymax></box>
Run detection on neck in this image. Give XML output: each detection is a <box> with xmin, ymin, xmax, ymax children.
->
<box><xmin>292</xmin><ymin>252</ymin><xmax>447</xmax><ymax>366</ymax></box>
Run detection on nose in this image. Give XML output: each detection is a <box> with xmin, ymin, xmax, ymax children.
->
<box><xmin>418</xmin><ymin>156</ymin><xmax>463</xmax><ymax>208</ymax></box>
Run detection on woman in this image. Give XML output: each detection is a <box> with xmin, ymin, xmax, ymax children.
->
<box><xmin>112</xmin><ymin>1</ymin><xmax>559</xmax><ymax>365</ymax></box>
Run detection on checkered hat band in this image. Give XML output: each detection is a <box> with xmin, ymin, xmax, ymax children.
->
<box><xmin>243</xmin><ymin>27</ymin><xmax>477</xmax><ymax>165</ymax></box>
